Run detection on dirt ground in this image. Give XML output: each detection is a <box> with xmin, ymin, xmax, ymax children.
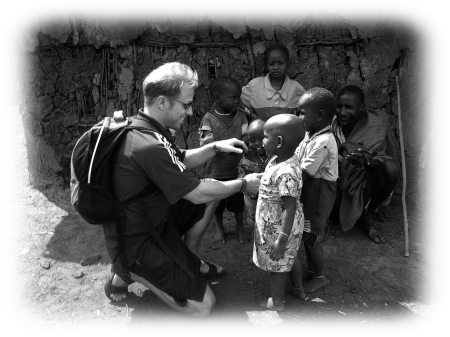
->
<box><xmin>2</xmin><ymin>105</ymin><xmax>435</xmax><ymax>336</ymax></box>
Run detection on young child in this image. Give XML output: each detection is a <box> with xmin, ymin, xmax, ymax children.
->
<box><xmin>240</xmin><ymin>44</ymin><xmax>306</xmax><ymax>122</ymax></box>
<box><xmin>295</xmin><ymin>87</ymin><xmax>338</xmax><ymax>293</ymax></box>
<box><xmin>198</xmin><ymin>76</ymin><xmax>249</xmax><ymax>244</ymax></box>
<box><xmin>254</xmin><ymin>114</ymin><xmax>306</xmax><ymax>312</ymax></box>
<box><xmin>238</xmin><ymin>119</ymin><xmax>273</xmax><ymax>228</ymax></box>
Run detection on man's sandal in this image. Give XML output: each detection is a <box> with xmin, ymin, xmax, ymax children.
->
<box><xmin>200</xmin><ymin>261</ymin><xmax>226</xmax><ymax>280</ymax></box>
<box><xmin>103</xmin><ymin>273</ymin><xmax>128</xmax><ymax>301</ymax></box>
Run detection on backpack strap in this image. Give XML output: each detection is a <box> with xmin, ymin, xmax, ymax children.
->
<box><xmin>128</xmin><ymin>112</ymin><xmax>183</xmax><ymax>159</ymax></box>
<box><xmin>137</xmin><ymin>197</ymin><xmax>194</xmax><ymax>279</ymax></box>
<box><xmin>111</xmin><ymin>215</ymin><xmax>132</xmax><ymax>284</ymax></box>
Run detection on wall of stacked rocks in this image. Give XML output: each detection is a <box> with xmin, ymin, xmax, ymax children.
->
<box><xmin>19</xmin><ymin>15</ymin><xmax>424</xmax><ymax>205</ymax></box>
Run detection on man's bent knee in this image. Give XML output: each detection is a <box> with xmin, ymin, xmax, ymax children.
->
<box><xmin>187</xmin><ymin>285</ymin><xmax>216</xmax><ymax>317</ymax></box>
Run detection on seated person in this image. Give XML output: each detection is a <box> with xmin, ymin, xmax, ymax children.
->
<box><xmin>331</xmin><ymin>85</ymin><xmax>400</xmax><ymax>243</ymax></box>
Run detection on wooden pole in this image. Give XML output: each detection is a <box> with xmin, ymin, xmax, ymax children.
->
<box><xmin>396</xmin><ymin>75</ymin><xmax>409</xmax><ymax>257</ymax></box>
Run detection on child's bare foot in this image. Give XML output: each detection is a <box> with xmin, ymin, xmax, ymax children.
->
<box><xmin>258</xmin><ymin>297</ymin><xmax>285</xmax><ymax>312</ymax></box>
<box><xmin>290</xmin><ymin>286</ymin><xmax>306</xmax><ymax>300</ymax></box>
<box><xmin>302</xmin><ymin>268</ymin><xmax>314</xmax><ymax>281</ymax></box>
<box><xmin>304</xmin><ymin>275</ymin><xmax>329</xmax><ymax>293</ymax></box>
<box><xmin>213</xmin><ymin>230</ymin><xmax>226</xmax><ymax>244</ymax></box>
<box><xmin>238</xmin><ymin>228</ymin><xmax>250</xmax><ymax>243</ymax></box>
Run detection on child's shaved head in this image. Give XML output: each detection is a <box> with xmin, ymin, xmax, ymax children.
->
<box><xmin>265</xmin><ymin>114</ymin><xmax>305</xmax><ymax>151</ymax></box>
<box><xmin>301</xmin><ymin>88</ymin><xmax>337</xmax><ymax>122</ymax></box>
<box><xmin>248</xmin><ymin>119</ymin><xmax>265</xmax><ymax>134</ymax></box>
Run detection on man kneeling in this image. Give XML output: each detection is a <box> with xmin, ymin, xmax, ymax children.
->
<box><xmin>103</xmin><ymin>62</ymin><xmax>260</xmax><ymax>317</ymax></box>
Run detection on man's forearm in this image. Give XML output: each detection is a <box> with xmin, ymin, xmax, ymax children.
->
<box><xmin>183</xmin><ymin>179</ymin><xmax>243</xmax><ymax>204</ymax></box>
<box><xmin>183</xmin><ymin>142</ymin><xmax>216</xmax><ymax>169</ymax></box>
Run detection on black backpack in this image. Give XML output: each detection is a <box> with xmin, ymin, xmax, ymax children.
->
<box><xmin>70</xmin><ymin>111</ymin><xmax>194</xmax><ymax>281</ymax></box>
<box><xmin>70</xmin><ymin>112</ymin><xmax>150</xmax><ymax>224</ymax></box>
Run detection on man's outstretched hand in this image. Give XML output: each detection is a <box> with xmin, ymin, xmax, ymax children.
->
<box><xmin>215</xmin><ymin>138</ymin><xmax>249</xmax><ymax>154</ymax></box>
<box><xmin>243</xmin><ymin>173</ymin><xmax>261</xmax><ymax>196</ymax></box>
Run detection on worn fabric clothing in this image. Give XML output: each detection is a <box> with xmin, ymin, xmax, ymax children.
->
<box><xmin>295</xmin><ymin>126</ymin><xmax>339</xmax><ymax>181</ymax></box>
<box><xmin>214</xmin><ymin>191</ymin><xmax>245</xmax><ymax>214</ymax></box>
<box><xmin>238</xmin><ymin>155</ymin><xmax>273</xmax><ymax>227</ymax></box>
<box><xmin>106</xmin><ymin>111</ymin><xmax>207</xmax><ymax>301</ymax></box>
<box><xmin>253</xmin><ymin>155</ymin><xmax>304</xmax><ymax>273</ymax></box>
<box><xmin>295</xmin><ymin>126</ymin><xmax>338</xmax><ymax>234</ymax></box>
<box><xmin>331</xmin><ymin>109</ymin><xmax>392</xmax><ymax>231</ymax></box>
<box><xmin>301</xmin><ymin>178</ymin><xmax>336</xmax><ymax>234</ymax></box>
<box><xmin>128</xmin><ymin>200</ymin><xmax>207</xmax><ymax>303</ymax></box>
<box><xmin>198</xmin><ymin>110</ymin><xmax>248</xmax><ymax>180</ymax></box>
<box><xmin>241</xmin><ymin>74</ymin><xmax>305</xmax><ymax>121</ymax></box>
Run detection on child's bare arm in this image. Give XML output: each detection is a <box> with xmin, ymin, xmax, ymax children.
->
<box><xmin>269</xmin><ymin>196</ymin><xmax>296</xmax><ymax>261</ymax></box>
<box><xmin>199</xmin><ymin>130</ymin><xmax>214</xmax><ymax>147</ymax></box>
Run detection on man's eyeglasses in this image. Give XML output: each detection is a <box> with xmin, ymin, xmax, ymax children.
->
<box><xmin>159</xmin><ymin>95</ymin><xmax>194</xmax><ymax>110</ymax></box>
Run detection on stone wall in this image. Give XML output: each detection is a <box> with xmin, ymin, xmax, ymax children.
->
<box><xmin>20</xmin><ymin>16</ymin><xmax>423</xmax><ymax>204</ymax></box>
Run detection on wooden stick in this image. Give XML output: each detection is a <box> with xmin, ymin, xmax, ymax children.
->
<box><xmin>135</xmin><ymin>40</ymin><xmax>245</xmax><ymax>51</ymax></box>
<box><xmin>245</xmin><ymin>34</ymin><xmax>255</xmax><ymax>79</ymax></box>
<box><xmin>133</xmin><ymin>42</ymin><xmax>137</xmax><ymax>67</ymax></box>
<box><xmin>107</xmin><ymin>48</ymin><xmax>110</xmax><ymax>91</ymax></box>
<box><xmin>396</xmin><ymin>75</ymin><xmax>409</xmax><ymax>257</ymax></box>
<box><xmin>105</xmin><ymin>49</ymin><xmax>109</xmax><ymax>100</ymax></box>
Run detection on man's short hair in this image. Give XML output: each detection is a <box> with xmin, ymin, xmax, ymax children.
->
<box><xmin>337</xmin><ymin>85</ymin><xmax>365</xmax><ymax>104</ymax></box>
<box><xmin>208</xmin><ymin>76</ymin><xmax>240</xmax><ymax>98</ymax></box>
<box><xmin>143</xmin><ymin>62</ymin><xmax>198</xmax><ymax>107</ymax></box>
<box><xmin>303</xmin><ymin>87</ymin><xmax>337</xmax><ymax>121</ymax></box>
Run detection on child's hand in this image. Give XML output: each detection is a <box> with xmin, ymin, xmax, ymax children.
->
<box><xmin>269</xmin><ymin>239</ymin><xmax>287</xmax><ymax>261</ymax></box>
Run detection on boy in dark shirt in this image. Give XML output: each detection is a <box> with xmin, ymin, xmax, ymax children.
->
<box><xmin>198</xmin><ymin>77</ymin><xmax>249</xmax><ymax>244</ymax></box>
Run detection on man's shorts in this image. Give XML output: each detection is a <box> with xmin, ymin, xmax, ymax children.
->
<box><xmin>301</xmin><ymin>178</ymin><xmax>337</xmax><ymax>234</ymax></box>
<box><xmin>129</xmin><ymin>199</ymin><xmax>208</xmax><ymax>305</ymax></box>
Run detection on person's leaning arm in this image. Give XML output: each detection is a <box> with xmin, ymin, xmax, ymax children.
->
<box><xmin>182</xmin><ymin>138</ymin><xmax>246</xmax><ymax>170</ymax></box>
<box><xmin>184</xmin><ymin>175</ymin><xmax>259</xmax><ymax>204</ymax></box>
<box><xmin>182</xmin><ymin>137</ymin><xmax>260</xmax><ymax>204</ymax></box>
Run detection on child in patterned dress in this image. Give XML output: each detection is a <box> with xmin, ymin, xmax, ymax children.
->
<box><xmin>254</xmin><ymin>114</ymin><xmax>306</xmax><ymax>311</ymax></box>
<box><xmin>238</xmin><ymin>119</ymin><xmax>273</xmax><ymax>228</ymax></box>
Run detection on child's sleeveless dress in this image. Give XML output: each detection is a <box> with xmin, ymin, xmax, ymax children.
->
<box><xmin>253</xmin><ymin>155</ymin><xmax>304</xmax><ymax>273</ymax></box>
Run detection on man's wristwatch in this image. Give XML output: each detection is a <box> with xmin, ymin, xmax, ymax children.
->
<box><xmin>239</xmin><ymin>178</ymin><xmax>247</xmax><ymax>193</ymax></box>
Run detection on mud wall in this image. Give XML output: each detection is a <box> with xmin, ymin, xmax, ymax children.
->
<box><xmin>19</xmin><ymin>15</ymin><xmax>424</xmax><ymax>204</ymax></box>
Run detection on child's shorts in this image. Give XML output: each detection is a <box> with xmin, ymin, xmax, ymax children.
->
<box><xmin>215</xmin><ymin>192</ymin><xmax>245</xmax><ymax>214</ymax></box>
<box><xmin>301</xmin><ymin>178</ymin><xmax>337</xmax><ymax>234</ymax></box>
